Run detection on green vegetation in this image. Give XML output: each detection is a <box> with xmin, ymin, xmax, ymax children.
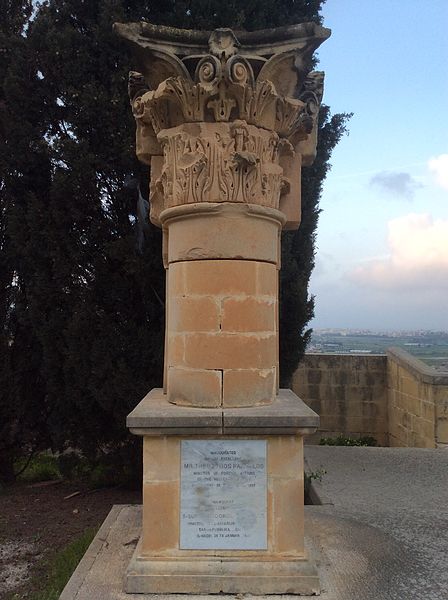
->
<box><xmin>15</xmin><ymin>450</ymin><xmax>137</xmax><ymax>489</ymax></box>
<box><xmin>1</xmin><ymin>0</ymin><xmax>349</xmax><ymax>482</ymax></box>
<box><xmin>304</xmin><ymin>468</ymin><xmax>326</xmax><ymax>497</ymax></box>
<box><xmin>16</xmin><ymin>453</ymin><xmax>62</xmax><ymax>483</ymax></box>
<box><xmin>10</xmin><ymin>528</ymin><xmax>97</xmax><ymax>600</ymax></box>
<box><xmin>319</xmin><ymin>435</ymin><xmax>377</xmax><ymax>447</ymax></box>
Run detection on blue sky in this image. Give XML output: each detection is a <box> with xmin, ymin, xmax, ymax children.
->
<box><xmin>309</xmin><ymin>0</ymin><xmax>448</xmax><ymax>330</ymax></box>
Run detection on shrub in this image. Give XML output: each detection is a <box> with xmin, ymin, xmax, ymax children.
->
<box><xmin>319</xmin><ymin>435</ymin><xmax>377</xmax><ymax>447</ymax></box>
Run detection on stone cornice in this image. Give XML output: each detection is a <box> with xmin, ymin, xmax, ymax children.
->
<box><xmin>114</xmin><ymin>22</ymin><xmax>330</xmax><ymax>84</ymax></box>
<box><xmin>115</xmin><ymin>21</ymin><xmax>328</xmax><ymax>149</ymax></box>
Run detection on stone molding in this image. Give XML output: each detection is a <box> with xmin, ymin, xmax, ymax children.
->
<box><xmin>127</xmin><ymin>388</ymin><xmax>319</xmax><ymax>436</ymax></box>
<box><xmin>159</xmin><ymin>200</ymin><xmax>286</xmax><ymax>227</ymax></box>
<box><xmin>160</xmin><ymin>202</ymin><xmax>284</xmax><ymax>266</ymax></box>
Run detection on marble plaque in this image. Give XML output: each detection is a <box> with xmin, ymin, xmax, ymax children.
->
<box><xmin>180</xmin><ymin>440</ymin><xmax>267</xmax><ymax>550</ymax></box>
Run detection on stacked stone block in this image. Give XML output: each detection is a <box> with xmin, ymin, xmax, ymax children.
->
<box><xmin>167</xmin><ymin>259</ymin><xmax>278</xmax><ymax>407</ymax></box>
<box><xmin>293</xmin><ymin>353</ymin><xmax>388</xmax><ymax>445</ymax></box>
<box><xmin>293</xmin><ymin>348</ymin><xmax>448</xmax><ymax>448</ymax></box>
<box><xmin>387</xmin><ymin>349</ymin><xmax>448</xmax><ymax>449</ymax></box>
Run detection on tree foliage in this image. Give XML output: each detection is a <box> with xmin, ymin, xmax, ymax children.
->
<box><xmin>0</xmin><ymin>0</ymin><xmax>52</xmax><ymax>481</ymax></box>
<box><xmin>0</xmin><ymin>0</ymin><xmax>349</xmax><ymax>481</ymax></box>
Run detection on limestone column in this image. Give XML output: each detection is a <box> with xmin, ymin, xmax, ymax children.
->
<box><xmin>116</xmin><ymin>20</ymin><xmax>329</xmax><ymax>595</ymax></box>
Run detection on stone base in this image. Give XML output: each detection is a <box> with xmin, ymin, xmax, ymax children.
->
<box><xmin>127</xmin><ymin>388</ymin><xmax>319</xmax><ymax>436</ymax></box>
<box><xmin>125</xmin><ymin>539</ymin><xmax>320</xmax><ymax>595</ymax></box>
<box><xmin>124</xmin><ymin>390</ymin><xmax>320</xmax><ymax>595</ymax></box>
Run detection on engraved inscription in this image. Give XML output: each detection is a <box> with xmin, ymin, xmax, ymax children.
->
<box><xmin>180</xmin><ymin>440</ymin><xmax>267</xmax><ymax>550</ymax></box>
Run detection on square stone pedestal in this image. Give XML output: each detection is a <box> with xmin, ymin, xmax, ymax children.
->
<box><xmin>125</xmin><ymin>389</ymin><xmax>320</xmax><ymax>595</ymax></box>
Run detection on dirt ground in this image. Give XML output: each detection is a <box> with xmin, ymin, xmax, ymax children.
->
<box><xmin>0</xmin><ymin>480</ymin><xmax>141</xmax><ymax>599</ymax></box>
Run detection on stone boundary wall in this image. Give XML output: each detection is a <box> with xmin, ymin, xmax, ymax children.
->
<box><xmin>293</xmin><ymin>348</ymin><xmax>448</xmax><ymax>448</ymax></box>
<box><xmin>387</xmin><ymin>347</ymin><xmax>448</xmax><ymax>449</ymax></box>
<box><xmin>292</xmin><ymin>353</ymin><xmax>388</xmax><ymax>446</ymax></box>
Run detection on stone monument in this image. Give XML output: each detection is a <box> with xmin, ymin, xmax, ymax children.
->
<box><xmin>115</xmin><ymin>19</ymin><xmax>329</xmax><ymax>595</ymax></box>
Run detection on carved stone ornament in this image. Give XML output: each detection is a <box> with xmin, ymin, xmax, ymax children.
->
<box><xmin>115</xmin><ymin>21</ymin><xmax>330</xmax><ymax>228</ymax></box>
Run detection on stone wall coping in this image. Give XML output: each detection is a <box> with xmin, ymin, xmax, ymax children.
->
<box><xmin>127</xmin><ymin>388</ymin><xmax>319</xmax><ymax>436</ymax></box>
<box><xmin>303</xmin><ymin>352</ymin><xmax>387</xmax><ymax>358</ymax></box>
<box><xmin>387</xmin><ymin>346</ymin><xmax>448</xmax><ymax>385</ymax></box>
<box><xmin>301</xmin><ymin>349</ymin><xmax>447</xmax><ymax>383</ymax></box>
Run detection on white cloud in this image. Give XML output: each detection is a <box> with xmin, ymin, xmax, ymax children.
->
<box><xmin>350</xmin><ymin>213</ymin><xmax>448</xmax><ymax>290</ymax></box>
<box><xmin>428</xmin><ymin>154</ymin><xmax>448</xmax><ymax>190</ymax></box>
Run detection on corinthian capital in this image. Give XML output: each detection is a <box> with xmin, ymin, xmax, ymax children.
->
<box><xmin>115</xmin><ymin>21</ymin><xmax>330</xmax><ymax>228</ymax></box>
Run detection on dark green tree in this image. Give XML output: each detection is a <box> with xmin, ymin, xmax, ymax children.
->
<box><xmin>1</xmin><ymin>0</ymin><xmax>348</xmax><ymax>481</ymax></box>
<box><xmin>0</xmin><ymin>0</ymin><xmax>54</xmax><ymax>480</ymax></box>
<box><xmin>24</xmin><ymin>0</ymin><xmax>168</xmax><ymax>477</ymax></box>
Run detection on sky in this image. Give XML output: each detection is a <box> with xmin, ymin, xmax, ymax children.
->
<box><xmin>309</xmin><ymin>0</ymin><xmax>448</xmax><ymax>331</ymax></box>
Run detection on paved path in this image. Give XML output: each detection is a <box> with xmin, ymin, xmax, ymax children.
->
<box><xmin>60</xmin><ymin>447</ymin><xmax>448</xmax><ymax>600</ymax></box>
<box><xmin>306</xmin><ymin>446</ymin><xmax>448</xmax><ymax>600</ymax></box>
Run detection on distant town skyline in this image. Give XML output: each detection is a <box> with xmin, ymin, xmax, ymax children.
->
<box><xmin>309</xmin><ymin>0</ymin><xmax>448</xmax><ymax>331</ymax></box>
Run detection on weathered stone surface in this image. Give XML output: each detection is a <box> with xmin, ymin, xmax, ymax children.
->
<box><xmin>222</xmin><ymin>368</ymin><xmax>275</xmax><ymax>407</ymax></box>
<box><xmin>293</xmin><ymin>353</ymin><xmax>388</xmax><ymax>443</ymax></box>
<box><xmin>168</xmin><ymin>258</ymin><xmax>258</xmax><ymax>296</ymax></box>
<box><xmin>165</xmin><ymin>256</ymin><xmax>279</xmax><ymax>407</ymax></box>
<box><xmin>143</xmin><ymin>436</ymin><xmax>180</xmax><ymax>483</ymax></box>
<box><xmin>117</xmin><ymin>21</ymin><xmax>327</xmax><ymax>408</ymax></box>
<box><xmin>126</xmin><ymin>551</ymin><xmax>319</xmax><ymax>594</ymax></box>
<box><xmin>167</xmin><ymin>367</ymin><xmax>223</xmax><ymax>407</ymax></box>
<box><xmin>117</xmin><ymin>20</ymin><xmax>327</xmax><ymax>597</ymax></box>
<box><xmin>273</xmin><ymin>477</ymin><xmax>304</xmax><ymax>553</ymax></box>
<box><xmin>223</xmin><ymin>389</ymin><xmax>319</xmax><ymax>432</ymax></box>
<box><xmin>168</xmin><ymin>295</ymin><xmax>220</xmax><ymax>332</ymax></box>
<box><xmin>127</xmin><ymin>388</ymin><xmax>318</xmax><ymax>435</ymax></box>
<box><xmin>221</xmin><ymin>296</ymin><xmax>276</xmax><ymax>333</ymax></box>
<box><xmin>182</xmin><ymin>331</ymin><xmax>277</xmax><ymax>371</ymax></box>
<box><xmin>125</xmin><ymin>433</ymin><xmax>314</xmax><ymax>593</ymax></box>
<box><xmin>156</xmin><ymin>122</ymin><xmax>289</xmax><ymax>218</ymax></box>
<box><xmin>142</xmin><ymin>481</ymin><xmax>179</xmax><ymax>553</ymax></box>
<box><xmin>127</xmin><ymin>389</ymin><xmax>222</xmax><ymax>433</ymax></box>
<box><xmin>115</xmin><ymin>23</ymin><xmax>329</xmax><ymax>226</ymax></box>
<box><xmin>162</xmin><ymin>202</ymin><xmax>283</xmax><ymax>264</ymax></box>
<box><xmin>294</xmin><ymin>349</ymin><xmax>448</xmax><ymax>448</ymax></box>
<box><xmin>383</xmin><ymin>348</ymin><xmax>448</xmax><ymax>448</ymax></box>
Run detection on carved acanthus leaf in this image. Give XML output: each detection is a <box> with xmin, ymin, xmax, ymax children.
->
<box><xmin>275</xmin><ymin>97</ymin><xmax>307</xmax><ymax>138</ymax></box>
<box><xmin>130</xmin><ymin>52</ymin><xmax>324</xmax><ymax>149</ymax></box>
<box><xmin>157</xmin><ymin>123</ymin><xmax>288</xmax><ymax>210</ymax></box>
